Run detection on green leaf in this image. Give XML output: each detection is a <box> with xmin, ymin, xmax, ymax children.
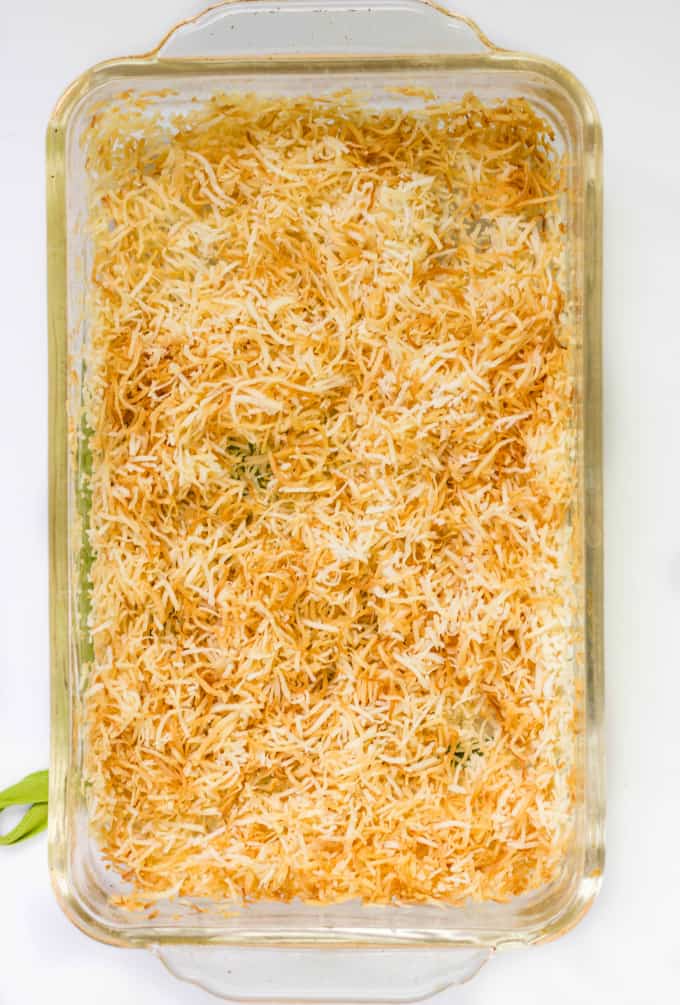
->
<box><xmin>0</xmin><ymin>802</ymin><xmax>48</xmax><ymax>845</ymax></box>
<box><xmin>450</xmin><ymin>744</ymin><xmax>483</xmax><ymax>765</ymax></box>
<box><xmin>0</xmin><ymin>770</ymin><xmax>48</xmax><ymax>810</ymax></box>
<box><xmin>0</xmin><ymin>771</ymin><xmax>49</xmax><ymax>846</ymax></box>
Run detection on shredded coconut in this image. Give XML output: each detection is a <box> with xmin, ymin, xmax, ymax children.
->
<box><xmin>80</xmin><ymin>91</ymin><xmax>577</xmax><ymax>907</ymax></box>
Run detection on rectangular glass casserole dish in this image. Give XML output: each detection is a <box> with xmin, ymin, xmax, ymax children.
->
<box><xmin>47</xmin><ymin>2</ymin><xmax>604</xmax><ymax>999</ymax></box>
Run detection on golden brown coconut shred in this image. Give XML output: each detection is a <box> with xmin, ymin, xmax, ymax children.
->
<box><xmin>81</xmin><ymin>91</ymin><xmax>578</xmax><ymax>907</ymax></box>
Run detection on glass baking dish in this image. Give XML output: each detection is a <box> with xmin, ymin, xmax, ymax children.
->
<box><xmin>46</xmin><ymin>1</ymin><xmax>604</xmax><ymax>999</ymax></box>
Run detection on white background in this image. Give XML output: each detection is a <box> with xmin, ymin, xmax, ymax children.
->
<box><xmin>0</xmin><ymin>0</ymin><xmax>678</xmax><ymax>1002</ymax></box>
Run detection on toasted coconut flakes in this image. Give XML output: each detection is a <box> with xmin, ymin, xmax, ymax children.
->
<box><xmin>80</xmin><ymin>90</ymin><xmax>578</xmax><ymax>908</ymax></box>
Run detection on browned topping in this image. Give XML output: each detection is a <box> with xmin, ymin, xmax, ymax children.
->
<box><xmin>82</xmin><ymin>92</ymin><xmax>576</xmax><ymax>906</ymax></box>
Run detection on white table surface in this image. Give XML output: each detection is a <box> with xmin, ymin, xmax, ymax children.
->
<box><xmin>1</xmin><ymin>0</ymin><xmax>678</xmax><ymax>1002</ymax></box>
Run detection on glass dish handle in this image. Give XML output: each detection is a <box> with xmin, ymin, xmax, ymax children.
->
<box><xmin>153</xmin><ymin>945</ymin><xmax>492</xmax><ymax>1002</ymax></box>
<box><xmin>154</xmin><ymin>0</ymin><xmax>497</xmax><ymax>59</ymax></box>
